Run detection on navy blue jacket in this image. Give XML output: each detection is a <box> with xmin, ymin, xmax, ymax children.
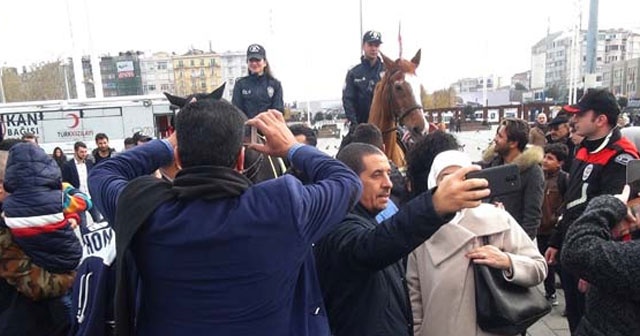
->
<box><xmin>314</xmin><ymin>193</ymin><xmax>451</xmax><ymax>336</ymax></box>
<box><xmin>89</xmin><ymin>140</ymin><xmax>361</xmax><ymax>336</ymax></box>
<box><xmin>342</xmin><ymin>56</ymin><xmax>384</xmax><ymax>125</ymax></box>
<box><xmin>70</xmin><ymin>221</ymin><xmax>116</xmax><ymax>336</ymax></box>
<box><xmin>2</xmin><ymin>143</ymin><xmax>81</xmax><ymax>273</ymax></box>
<box><xmin>232</xmin><ymin>73</ymin><xmax>284</xmax><ymax>118</ymax></box>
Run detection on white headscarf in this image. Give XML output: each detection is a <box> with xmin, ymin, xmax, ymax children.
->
<box><xmin>427</xmin><ymin>150</ymin><xmax>473</xmax><ymax>189</ymax></box>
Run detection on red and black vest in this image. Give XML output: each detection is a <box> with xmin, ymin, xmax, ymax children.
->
<box><xmin>564</xmin><ymin>130</ymin><xmax>638</xmax><ymax>222</ymax></box>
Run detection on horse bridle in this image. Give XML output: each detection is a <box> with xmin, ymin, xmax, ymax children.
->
<box><xmin>242</xmin><ymin>149</ymin><xmax>264</xmax><ymax>181</ymax></box>
<box><xmin>382</xmin><ymin>70</ymin><xmax>423</xmax><ymax>134</ymax></box>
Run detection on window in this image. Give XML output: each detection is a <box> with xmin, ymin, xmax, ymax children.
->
<box><xmin>201</xmin><ymin>81</ymin><xmax>207</xmax><ymax>89</ymax></box>
<box><xmin>161</xmin><ymin>84</ymin><xmax>170</xmax><ymax>91</ymax></box>
<box><xmin>200</xmin><ymin>69</ymin><xmax>205</xmax><ymax>77</ymax></box>
<box><xmin>190</xmin><ymin>60</ymin><xmax>195</xmax><ymax>67</ymax></box>
<box><xmin>157</xmin><ymin>62</ymin><xmax>167</xmax><ymax>70</ymax></box>
<box><xmin>148</xmin><ymin>84</ymin><xmax>156</xmax><ymax>91</ymax></box>
<box><xmin>210</xmin><ymin>58</ymin><xmax>216</xmax><ymax>66</ymax></box>
<box><xmin>178</xmin><ymin>60</ymin><xmax>183</xmax><ymax>68</ymax></box>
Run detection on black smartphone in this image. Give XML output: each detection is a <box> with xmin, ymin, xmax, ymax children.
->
<box><xmin>465</xmin><ymin>164</ymin><xmax>521</xmax><ymax>199</ymax></box>
<box><xmin>626</xmin><ymin>159</ymin><xmax>640</xmax><ymax>192</ymax></box>
<box><xmin>627</xmin><ymin>160</ymin><xmax>640</xmax><ymax>190</ymax></box>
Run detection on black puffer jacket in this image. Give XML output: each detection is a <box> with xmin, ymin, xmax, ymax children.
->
<box><xmin>561</xmin><ymin>195</ymin><xmax>640</xmax><ymax>336</ymax></box>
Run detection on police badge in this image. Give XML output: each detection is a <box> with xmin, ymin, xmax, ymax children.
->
<box><xmin>267</xmin><ymin>86</ymin><xmax>274</xmax><ymax>98</ymax></box>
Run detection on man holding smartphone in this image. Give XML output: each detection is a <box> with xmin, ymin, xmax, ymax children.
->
<box><xmin>546</xmin><ymin>88</ymin><xmax>639</xmax><ymax>333</ymax></box>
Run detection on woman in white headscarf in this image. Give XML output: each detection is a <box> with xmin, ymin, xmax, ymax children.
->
<box><xmin>406</xmin><ymin>150</ymin><xmax>547</xmax><ymax>336</ymax></box>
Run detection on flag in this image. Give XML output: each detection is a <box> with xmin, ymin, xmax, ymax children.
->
<box><xmin>398</xmin><ymin>21</ymin><xmax>403</xmax><ymax>59</ymax></box>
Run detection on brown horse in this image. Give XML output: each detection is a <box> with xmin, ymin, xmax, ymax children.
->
<box><xmin>368</xmin><ymin>50</ymin><xmax>429</xmax><ymax>167</ymax></box>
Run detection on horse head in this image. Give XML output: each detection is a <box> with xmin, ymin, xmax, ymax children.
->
<box><xmin>376</xmin><ymin>50</ymin><xmax>427</xmax><ymax>140</ymax></box>
<box><xmin>163</xmin><ymin>82</ymin><xmax>226</xmax><ymax>109</ymax></box>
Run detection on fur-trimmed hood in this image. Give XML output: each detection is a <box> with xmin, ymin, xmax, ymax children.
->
<box><xmin>481</xmin><ymin>144</ymin><xmax>543</xmax><ymax>172</ymax></box>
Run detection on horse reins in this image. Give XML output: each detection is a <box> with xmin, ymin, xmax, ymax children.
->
<box><xmin>242</xmin><ymin>150</ymin><xmax>264</xmax><ymax>181</ymax></box>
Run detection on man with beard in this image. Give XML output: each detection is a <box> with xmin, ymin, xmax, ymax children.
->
<box><xmin>91</xmin><ymin>133</ymin><xmax>116</xmax><ymax>165</ymax></box>
<box><xmin>480</xmin><ymin>118</ymin><xmax>545</xmax><ymax>239</ymax></box>
<box><xmin>62</xmin><ymin>142</ymin><xmax>103</xmax><ymax>223</ymax></box>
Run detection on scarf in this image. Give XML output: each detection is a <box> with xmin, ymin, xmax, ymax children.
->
<box><xmin>172</xmin><ymin>166</ymin><xmax>252</xmax><ymax>201</ymax></box>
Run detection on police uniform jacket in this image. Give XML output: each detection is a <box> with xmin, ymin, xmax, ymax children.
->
<box><xmin>549</xmin><ymin>128</ymin><xmax>639</xmax><ymax>250</ymax></box>
<box><xmin>342</xmin><ymin>56</ymin><xmax>384</xmax><ymax>125</ymax></box>
<box><xmin>232</xmin><ymin>73</ymin><xmax>283</xmax><ymax>118</ymax></box>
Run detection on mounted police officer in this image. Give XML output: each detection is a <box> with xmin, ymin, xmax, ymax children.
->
<box><xmin>232</xmin><ymin>44</ymin><xmax>284</xmax><ymax>119</ymax></box>
<box><xmin>342</xmin><ymin>30</ymin><xmax>384</xmax><ymax>128</ymax></box>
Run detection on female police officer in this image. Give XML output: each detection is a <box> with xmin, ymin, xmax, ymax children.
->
<box><xmin>232</xmin><ymin>44</ymin><xmax>284</xmax><ymax>118</ymax></box>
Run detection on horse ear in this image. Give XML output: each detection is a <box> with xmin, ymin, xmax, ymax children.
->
<box><xmin>410</xmin><ymin>49</ymin><xmax>421</xmax><ymax>68</ymax></box>
<box><xmin>380</xmin><ymin>52</ymin><xmax>395</xmax><ymax>71</ymax></box>
<box><xmin>207</xmin><ymin>82</ymin><xmax>227</xmax><ymax>100</ymax></box>
<box><xmin>164</xmin><ymin>92</ymin><xmax>187</xmax><ymax>107</ymax></box>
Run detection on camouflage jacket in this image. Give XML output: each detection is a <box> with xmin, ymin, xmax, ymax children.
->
<box><xmin>0</xmin><ymin>227</ymin><xmax>75</xmax><ymax>300</ymax></box>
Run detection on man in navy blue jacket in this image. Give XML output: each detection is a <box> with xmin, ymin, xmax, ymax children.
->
<box><xmin>89</xmin><ymin>100</ymin><xmax>361</xmax><ymax>336</ymax></box>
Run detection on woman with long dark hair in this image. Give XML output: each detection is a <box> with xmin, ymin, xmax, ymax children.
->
<box><xmin>52</xmin><ymin>147</ymin><xmax>67</xmax><ymax>170</ymax></box>
<box><xmin>231</xmin><ymin>43</ymin><xmax>284</xmax><ymax>118</ymax></box>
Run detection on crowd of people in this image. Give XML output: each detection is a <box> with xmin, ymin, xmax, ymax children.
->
<box><xmin>0</xmin><ymin>30</ymin><xmax>638</xmax><ymax>336</ymax></box>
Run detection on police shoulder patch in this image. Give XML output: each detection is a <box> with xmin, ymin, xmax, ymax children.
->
<box><xmin>614</xmin><ymin>153</ymin><xmax>635</xmax><ymax>166</ymax></box>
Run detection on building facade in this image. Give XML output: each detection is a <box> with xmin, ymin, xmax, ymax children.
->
<box><xmin>452</xmin><ymin>75</ymin><xmax>500</xmax><ymax>93</ymax></box>
<box><xmin>602</xmin><ymin>57</ymin><xmax>640</xmax><ymax>99</ymax></box>
<box><xmin>511</xmin><ymin>71</ymin><xmax>531</xmax><ymax>90</ymax></box>
<box><xmin>219</xmin><ymin>51</ymin><xmax>247</xmax><ymax>101</ymax></box>
<box><xmin>140</xmin><ymin>52</ymin><xmax>175</xmax><ymax>95</ymax></box>
<box><xmin>100</xmin><ymin>51</ymin><xmax>144</xmax><ymax>97</ymax></box>
<box><xmin>530</xmin><ymin>28</ymin><xmax>640</xmax><ymax>99</ymax></box>
<box><xmin>171</xmin><ymin>49</ymin><xmax>223</xmax><ymax>97</ymax></box>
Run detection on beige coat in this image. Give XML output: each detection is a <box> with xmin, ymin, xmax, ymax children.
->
<box><xmin>407</xmin><ymin>204</ymin><xmax>547</xmax><ymax>336</ymax></box>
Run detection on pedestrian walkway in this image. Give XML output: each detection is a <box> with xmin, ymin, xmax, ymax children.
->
<box><xmin>528</xmin><ymin>287</ymin><xmax>570</xmax><ymax>336</ymax></box>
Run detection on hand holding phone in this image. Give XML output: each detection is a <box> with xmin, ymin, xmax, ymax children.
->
<box><xmin>243</xmin><ymin>125</ymin><xmax>259</xmax><ymax>145</ymax></box>
<box><xmin>465</xmin><ymin>164</ymin><xmax>521</xmax><ymax>199</ymax></box>
<box><xmin>626</xmin><ymin>159</ymin><xmax>640</xmax><ymax>193</ymax></box>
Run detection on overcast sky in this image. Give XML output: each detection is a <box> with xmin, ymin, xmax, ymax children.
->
<box><xmin>1</xmin><ymin>0</ymin><xmax>639</xmax><ymax>102</ymax></box>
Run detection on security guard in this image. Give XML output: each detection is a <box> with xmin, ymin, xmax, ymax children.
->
<box><xmin>342</xmin><ymin>30</ymin><xmax>384</xmax><ymax>127</ymax></box>
<box><xmin>232</xmin><ymin>44</ymin><xmax>284</xmax><ymax>119</ymax></box>
<box><xmin>546</xmin><ymin>88</ymin><xmax>639</xmax><ymax>334</ymax></box>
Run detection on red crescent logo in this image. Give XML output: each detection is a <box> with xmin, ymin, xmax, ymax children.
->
<box><xmin>67</xmin><ymin>113</ymin><xmax>80</xmax><ymax>129</ymax></box>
